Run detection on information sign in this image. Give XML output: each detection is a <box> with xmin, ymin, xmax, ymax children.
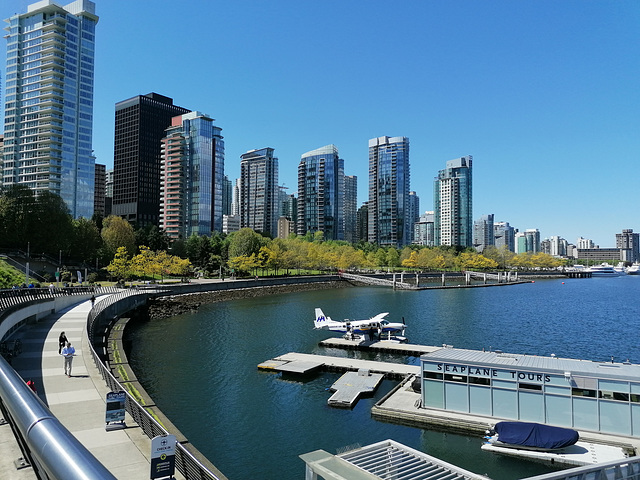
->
<box><xmin>151</xmin><ymin>434</ymin><xmax>176</xmax><ymax>479</ymax></box>
<box><xmin>105</xmin><ymin>391</ymin><xmax>126</xmax><ymax>424</ymax></box>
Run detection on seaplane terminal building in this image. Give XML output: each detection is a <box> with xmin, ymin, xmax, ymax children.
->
<box><xmin>419</xmin><ymin>348</ymin><xmax>640</xmax><ymax>437</ymax></box>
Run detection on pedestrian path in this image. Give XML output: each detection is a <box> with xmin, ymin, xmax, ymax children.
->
<box><xmin>7</xmin><ymin>298</ymin><xmax>169</xmax><ymax>479</ymax></box>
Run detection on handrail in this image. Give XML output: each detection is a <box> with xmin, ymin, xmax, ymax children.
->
<box><xmin>87</xmin><ymin>289</ymin><xmax>226</xmax><ymax>480</ymax></box>
<box><xmin>0</xmin><ymin>354</ymin><xmax>116</xmax><ymax>479</ymax></box>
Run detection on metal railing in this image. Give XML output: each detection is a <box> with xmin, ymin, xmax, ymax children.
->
<box><xmin>523</xmin><ymin>455</ymin><xmax>640</xmax><ymax>480</ymax></box>
<box><xmin>0</xmin><ymin>353</ymin><xmax>117</xmax><ymax>480</ymax></box>
<box><xmin>87</xmin><ymin>289</ymin><xmax>226</xmax><ymax>480</ymax></box>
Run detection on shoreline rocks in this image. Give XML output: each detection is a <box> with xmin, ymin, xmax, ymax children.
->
<box><xmin>148</xmin><ymin>280</ymin><xmax>350</xmax><ymax>320</ymax></box>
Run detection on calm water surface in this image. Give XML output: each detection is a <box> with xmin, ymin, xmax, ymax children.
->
<box><xmin>126</xmin><ymin>276</ymin><xmax>640</xmax><ymax>480</ymax></box>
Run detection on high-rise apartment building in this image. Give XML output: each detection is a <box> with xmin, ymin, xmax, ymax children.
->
<box><xmin>159</xmin><ymin>111</ymin><xmax>224</xmax><ymax>240</ymax></box>
<box><xmin>517</xmin><ymin>228</ymin><xmax>541</xmax><ymax>253</ymax></box>
<box><xmin>357</xmin><ymin>202</ymin><xmax>369</xmax><ymax>243</ymax></box>
<box><xmin>368</xmin><ymin>136</ymin><xmax>411</xmax><ymax>247</ymax></box>
<box><xmin>473</xmin><ymin>214</ymin><xmax>494</xmax><ymax>252</ymax></box>
<box><xmin>494</xmin><ymin>221</ymin><xmax>515</xmax><ymax>252</ymax></box>
<box><xmin>105</xmin><ymin>168</ymin><xmax>113</xmax><ymax>216</ymax></box>
<box><xmin>548</xmin><ymin>235</ymin><xmax>568</xmax><ymax>257</ymax></box>
<box><xmin>407</xmin><ymin>191</ymin><xmax>420</xmax><ymax>243</ymax></box>
<box><xmin>434</xmin><ymin>156</ymin><xmax>473</xmax><ymax>247</ymax></box>
<box><xmin>616</xmin><ymin>229</ymin><xmax>640</xmax><ymax>263</ymax></box>
<box><xmin>297</xmin><ymin>145</ymin><xmax>344</xmax><ymax>240</ymax></box>
<box><xmin>414</xmin><ymin>211</ymin><xmax>435</xmax><ymax>246</ymax></box>
<box><xmin>222</xmin><ymin>175</ymin><xmax>232</xmax><ymax>216</ymax></box>
<box><xmin>240</xmin><ymin>148</ymin><xmax>279</xmax><ymax>236</ymax></box>
<box><xmin>2</xmin><ymin>0</ymin><xmax>99</xmax><ymax>218</ymax></box>
<box><xmin>344</xmin><ymin>175</ymin><xmax>357</xmax><ymax>244</ymax></box>
<box><xmin>94</xmin><ymin>163</ymin><xmax>106</xmax><ymax>217</ymax></box>
<box><xmin>112</xmin><ymin>93</ymin><xmax>189</xmax><ymax>226</ymax></box>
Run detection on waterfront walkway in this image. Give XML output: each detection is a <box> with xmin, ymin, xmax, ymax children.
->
<box><xmin>4</xmin><ymin>297</ymin><xmax>181</xmax><ymax>479</ymax></box>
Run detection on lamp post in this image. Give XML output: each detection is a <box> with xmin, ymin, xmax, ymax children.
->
<box><xmin>25</xmin><ymin>242</ymin><xmax>30</xmax><ymax>285</ymax></box>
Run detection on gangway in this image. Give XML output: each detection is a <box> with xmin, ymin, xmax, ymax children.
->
<box><xmin>339</xmin><ymin>272</ymin><xmax>417</xmax><ymax>289</ymax></box>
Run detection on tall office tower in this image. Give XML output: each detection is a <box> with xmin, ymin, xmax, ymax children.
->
<box><xmin>94</xmin><ymin>163</ymin><xmax>106</xmax><ymax>217</ymax></box>
<box><xmin>104</xmin><ymin>168</ymin><xmax>113</xmax><ymax>216</ymax></box>
<box><xmin>494</xmin><ymin>221</ymin><xmax>515</xmax><ymax>252</ymax></box>
<box><xmin>473</xmin><ymin>214</ymin><xmax>494</xmax><ymax>252</ymax></box>
<box><xmin>112</xmin><ymin>93</ymin><xmax>189</xmax><ymax>226</ymax></box>
<box><xmin>159</xmin><ymin>111</ymin><xmax>224</xmax><ymax>240</ymax></box>
<box><xmin>549</xmin><ymin>235</ymin><xmax>567</xmax><ymax>257</ymax></box>
<box><xmin>368</xmin><ymin>136</ymin><xmax>411</xmax><ymax>247</ymax></box>
<box><xmin>2</xmin><ymin>1</ymin><xmax>98</xmax><ymax>218</ymax></box>
<box><xmin>524</xmin><ymin>228</ymin><xmax>541</xmax><ymax>253</ymax></box>
<box><xmin>414</xmin><ymin>211</ymin><xmax>435</xmax><ymax>246</ymax></box>
<box><xmin>356</xmin><ymin>202</ymin><xmax>369</xmax><ymax>243</ymax></box>
<box><xmin>616</xmin><ymin>229</ymin><xmax>639</xmax><ymax>263</ymax></box>
<box><xmin>515</xmin><ymin>232</ymin><xmax>526</xmax><ymax>254</ymax></box>
<box><xmin>240</xmin><ymin>147</ymin><xmax>279</xmax><ymax>236</ymax></box>
<box><xmin>222</xmin><ymin>175</ymin><xmax>232</xmax><ymax>216</ymax></box>
<box><xmin>297</xmin><ymin>145</ymin><xmax>344</xmax><ymax>240</ymax></box>
<box><xmin>231</xmin><ymin>178</ymin><xmax>241</xmax><ymax>216</ymax></box>
<box><xmin>407</xmin><ymin>191</ymin><xmax>420</xmax><ymax>243</ymax></box>
<box><xmin>434</xmin><ymin>156</ymin><xmax>473</xmax><ymax>247</ymax></box>
<box><xmin>344</xmin><ymin>175</ymin><xmax>357</xmax><ymax>244</ymax></box>
<box><xmin>281</xmin><ymin>193</ymin><xmax>297</xmax><ymax>218</ymax></box>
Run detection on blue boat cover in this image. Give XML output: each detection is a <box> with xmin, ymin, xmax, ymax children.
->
<box><xmin>494</xmin><ymin>422</ymin><xmax>579</xmax><ymax>450</ymax></box>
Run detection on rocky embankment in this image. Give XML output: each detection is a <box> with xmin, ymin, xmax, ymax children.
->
<box><xmin>148</xmin><ymin>280</ymin><xmax>350</xmax><ymax>320</ymax></box>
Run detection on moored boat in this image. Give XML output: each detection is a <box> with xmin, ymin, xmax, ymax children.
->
<box><xmin>585</xmin><ymin>263</ymin><xmax>620</xmax><ymax>276</ymax></box>
<box><xmin>627</xmin><ymin>262</ymin><xmax>640</xmax><ymax>275</ymax></box>
<box><xmin>484</xmin><ymin>421</ymin><xmax>579</xmax><ymax>451</ymax></box>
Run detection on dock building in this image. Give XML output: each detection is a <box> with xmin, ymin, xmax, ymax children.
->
<box><xmin>420</xmin><ymin>348</ymin><xmax>640</xmax><ymax>438</ymax></box>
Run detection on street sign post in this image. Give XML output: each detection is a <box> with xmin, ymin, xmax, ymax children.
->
<box><xmin>151</xmin><ymin>434</ymin><xmax>176</xmax><ymax>479</ymax></box>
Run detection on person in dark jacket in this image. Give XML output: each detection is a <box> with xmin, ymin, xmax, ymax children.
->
<box><xmin>58</xmin><ymin>332</ymin><xmax>68</xmax><ymax>354</ymax></box>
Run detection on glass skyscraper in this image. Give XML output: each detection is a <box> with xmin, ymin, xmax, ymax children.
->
<box><xmin>434</xmin><ymin>156</ymin><xmax>473</xmax><ymax>247</ymax></box>
<box><xmin>368</xmin><ymin>136</ymin><xmax>411</xmax><ymax>247</ymax></box>
<box><xmin>159</xmin><ymin>111</ymin><xmax>224</xmax><ymax>240</ymax></box>
<box><xmin>2</xmin><ymin>0</ymin><xmax>99</xmax><ymax>218</ymax></box>
<box><xmin>297</xmin><ymin>144</ymin><xmax>345</xmax><ymax>240</ymax></box>
<box><xmin>240</xmin><ymin>147</ymin><xmax>279</xmax><ymax>236</ymax></box>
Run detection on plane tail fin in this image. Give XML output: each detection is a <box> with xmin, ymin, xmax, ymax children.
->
<box><xmin>314</xmin><ymin>308</ymin><xmax>329</xmax><ymax>328</ymax></box>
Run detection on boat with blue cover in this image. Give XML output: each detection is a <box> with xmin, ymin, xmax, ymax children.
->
<box><xmin>484</xmin><ymin>421</ymin><xmax>579</xmax><ymax>451</ymax></box>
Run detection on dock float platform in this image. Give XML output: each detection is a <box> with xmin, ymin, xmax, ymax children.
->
<box><xmin>258</xmin><ymin>352</ymin><xmax>419</xmax><ymax>379</ymax></box>
<box><xmin>319</xmin><ymin>337</ymin><xmax>442</xmax><ymax>357</ymax></box>
<box><xmin>481</xmin><ymin>441</ymin><xmax>629</xmax><ymax>466</ymax></box>
<box><xmin>327</xmin><ymin>370</ymin><xmax>384</xmax><ymax>408</ymax></box>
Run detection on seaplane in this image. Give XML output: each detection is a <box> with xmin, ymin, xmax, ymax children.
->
<box><xmin>314</xmin><ymin>308</ymin><xmax>407</xmax><ymax>341</ymax></box>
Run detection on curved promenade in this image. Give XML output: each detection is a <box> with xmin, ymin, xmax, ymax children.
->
<box><xmin>4</xmin><ymin>296</ymin><xmax>171</xmax><ymax>479</ymax></box>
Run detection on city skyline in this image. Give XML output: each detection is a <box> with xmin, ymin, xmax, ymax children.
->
<box><xmin>1</xmin><ymin>1</ymin><xmax>639</xmax><ymax>247</ymax></box>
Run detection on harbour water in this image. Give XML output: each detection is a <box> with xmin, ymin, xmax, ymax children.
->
<box><xmin>126</xmin><ymin>275</ymin><xmax>640</xmax><ymax>479</ymax></box>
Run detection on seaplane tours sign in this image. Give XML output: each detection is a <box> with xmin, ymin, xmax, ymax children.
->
<box><xmin>151</xmin><ymin>434</ymin><xmax>176</xmax><ymax>479</ymax></box>
<box><xmin>105</xmin><ymin>391</ymin><xmax>126</xmax><ymax>425</ymax></box>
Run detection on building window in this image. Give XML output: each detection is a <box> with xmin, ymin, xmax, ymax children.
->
<box><xmin>519</xmin><ymin>383</ymin><xmax>542</xmax><ymax>391</ymax></box>
<box><xmin>444</xmin><ymin>374</ymin><xmax>467</xmax><ymax>383</ymax></box>
<box><xmin>599</xmin><ymin>390</ymin><xmax>630</xmax><ymax>402</ymax></box>
<box><xmin>424</xmin><ymin>372</ymin><xmax>443</xmax><ymax>380</ymax></box>
<box><xmin>572</xmin><ymin>388</ymin><xmax>596</xmax><ymax>398</ymax></box>
<box><xmin>469</xmin><ymin>377</ymin><xmax>490</xmax><ymax>386</ymax></box>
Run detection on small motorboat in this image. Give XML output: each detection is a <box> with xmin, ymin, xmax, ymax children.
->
<box><xmin>484</xmin><ymin>421</ymin><xmax>579</xmax><ymax>451</ymax></box>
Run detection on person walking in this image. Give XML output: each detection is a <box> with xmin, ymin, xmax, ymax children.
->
<box><xmin>61</xmin><ymin>342</ymin><xmax>76</xmax><ymax>377</ymax></box>
<box><xmin>58</xmin><ymin>332</ymin><xmax>68</xmax><ymax>354</ymax></box>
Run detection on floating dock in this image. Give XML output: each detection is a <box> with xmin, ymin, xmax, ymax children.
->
<box><xmin>319</xmin><ymin>337</ymin><xmax>442</xmax><ymax>356</ymax></box>
<box><xmin>481</xmin><ymin>441</ymin><xmax>629</xmax><ymax>466</ymax></box>
<box><xmin>327</xmin><ymin>369</ymin><xmax>384</xmax><ymax>408</ymax></box>
<box><xmin>258</xmin><ymin>352</ymin><xmax>419</xmax><ymax>379</ymax></box>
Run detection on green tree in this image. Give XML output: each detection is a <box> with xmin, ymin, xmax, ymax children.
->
<box><xmin>101</xmin><ymin>216</ymin><xmax>136</xmax><ymax>259</ymax></box>
<box><xmin>228</xmin><ymin>228</ymin><xmax>265</xmax><ymax>258</ymax></box>
<box><xmin>73</xmin><ymin>218</ymin><xmax>103</xmax><ymax>264</ymax></box>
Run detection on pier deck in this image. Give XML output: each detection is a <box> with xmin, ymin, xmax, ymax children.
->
<box><xmin>327</xmin><ymin>370</ymin><xmax>384</xmax><ymax>408</ymax></box>
<box><xmin>258</xmin><ymin>352</ymin><xmax>419</xmax><ymax>378</ymax></box>
<box><xmin>319</xmin><ymin>337</ymin><xmax>442</xmax><ymax>356</ymax></box>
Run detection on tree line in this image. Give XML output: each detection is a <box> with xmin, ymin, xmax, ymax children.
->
<box><xmin>0</xmin><ymin>185</ymin><xmax>567</xmax><ymax>283</ymax></box>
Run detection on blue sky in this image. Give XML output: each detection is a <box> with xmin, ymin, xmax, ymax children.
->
<box><xmin>2</xmin><ymin>0</ymin><xmax>639</xmax><ymax>247</ymax></box>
